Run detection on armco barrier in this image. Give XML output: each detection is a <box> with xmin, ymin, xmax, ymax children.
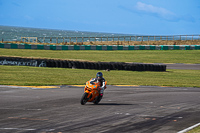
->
<box><xmin>0</xmin><ymin>43</ymin><xmax>200</xmax><ymax>50</ymax></box>
<box><xmin>0</xmin><ymin>56</ymin><xmax>166</xmax><ymax>71</ymax></box>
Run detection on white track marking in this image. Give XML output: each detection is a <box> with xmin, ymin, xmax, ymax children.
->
<box><xmin>177</xmin><ymin>122</ymin><xmax>200</xmax><ymax>133</ymax></box>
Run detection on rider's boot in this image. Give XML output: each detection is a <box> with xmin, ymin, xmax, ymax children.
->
<box><xmin>100</xmin><ymin>88</ymin><xmax>104</xmax><ymax>97</ymax></box>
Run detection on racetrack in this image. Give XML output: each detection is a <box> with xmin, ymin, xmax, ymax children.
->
<box><xmin>0</xmin><ymin>85</ymin><xmax>200</xmax><ymax>133</ymax></box>
<box><xmin>165</xmin><ymin>63</ymin><xmax>200</xmax><ymax>70</ymax></box>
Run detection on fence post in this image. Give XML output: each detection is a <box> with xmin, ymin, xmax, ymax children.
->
<box><xmin>135</xmin><ymin>36</ymin><xmax>137</xmax><ymax>41</ymax></box>
<box><xmin>180</xmin><ymin>35</ymin><xmax>181</xmax><ymax>41</ymax></box>
<box><xmin>154</xmin><ymin>36</ymin><xmax>155</xmax><ymax>41</ymax></box>
<box><xmin>43</xmin><ymin>37</ymin><xmax>45</xmax><ymax>43</ymax></box>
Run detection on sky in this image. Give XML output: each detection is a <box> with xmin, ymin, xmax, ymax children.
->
<box><xmin>0</xmin><ymin>0</ymin><xmax>200</xmax><ymax>35</ymax></box>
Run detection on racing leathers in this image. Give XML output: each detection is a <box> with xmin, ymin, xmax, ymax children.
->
<box><xmin>90</xmin><ymin>77</ymin><xmax>106</xmax><ymax>94</ymax></box>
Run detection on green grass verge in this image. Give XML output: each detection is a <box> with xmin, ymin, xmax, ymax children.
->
<box><xmin>0</xmin><ymin>48</ymin><xmax>200</xmax><ymax>64</ymax></box>
<box><xmin>0</xmin><ymin>65</ymin><xmax>199</xmax><ymax>87</ymax></box>
<box><xmin>1</xmin><ymin>49</ymin><xmax>199</xmax><ymax>87</ymax></box>
<box><xmin>187</xmin><ymin>126</ymin><xmax>200</xmax><ymax>133</ymax></box>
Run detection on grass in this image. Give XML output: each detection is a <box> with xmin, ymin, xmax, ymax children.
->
<box><xmin>187</xmin><ymin>126</ymin><xmax>200</xmax><ymax>133</ymax></box>
<box><xmin>0</xmin><ymin>48</ymin><xmax>200</xmax><ymax>64</ymax></box>
<box><xmin>0</xmin><ymin>48</ymin><xmax>199</xmax><ymax>87</ymax></box>
<box><xmin>0</xmin><ymin>65</ymin><xmax>199</xmax><ymax>87</ymax></box>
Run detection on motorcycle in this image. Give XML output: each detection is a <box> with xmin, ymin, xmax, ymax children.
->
<box><xmin>80</xmin><ymin>79</ymin><xmax>107</xmax><ymax>105</ymax></box>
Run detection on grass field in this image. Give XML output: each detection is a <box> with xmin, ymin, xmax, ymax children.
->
<box><xmin>187</xmin><ymin>126</ymin><xmax>200</xmax><ymax>133</ymax></box>
<box><xmin>0</xmin><ymin>48</ymin><xmax>200</xmax><ymax>64</ymax></box>
<box><xmin>0</xmin><ymin>48</ymin><xmax>199</xmax><ymax>87</ymax></box>
<box><xmin>0</xmin><ymin>65</ymin><xmax>199</xmax><ymax>87</ymax></box>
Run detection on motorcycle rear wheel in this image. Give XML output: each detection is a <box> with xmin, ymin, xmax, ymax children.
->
<box><xmin>94</xmin><ymin>95</ymin><xmax>102</xmax><ymax>105</ymax></box>
<box><xmin>80</xmin><ymin>93</ymin><xmax>88</xmax><ymax>105</ymax></box>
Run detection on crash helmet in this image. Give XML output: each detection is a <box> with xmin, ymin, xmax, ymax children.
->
<box><xmin>96</xmin><ymin>72</ymin><xmax>103</xmax><ymax>80</ymax></box>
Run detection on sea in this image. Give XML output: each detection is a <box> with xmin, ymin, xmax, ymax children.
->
<box><xmin>0</xmin><ymin>25</ymin><xmax>196</xmax><ymax>43</ymax></box>
<box><xmin>0</xmin><ymin>25</ymin><xmax>133</xmax><ymax>43</ymax></box>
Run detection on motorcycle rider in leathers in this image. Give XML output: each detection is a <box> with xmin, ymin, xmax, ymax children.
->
<box><xmin>90</xmin><ymin>72</ymin><xmax>106</xmax><ymax>96</ymax></box>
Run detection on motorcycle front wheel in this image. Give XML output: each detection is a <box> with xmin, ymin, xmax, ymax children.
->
<box><xmin>80</xmin><ymin>93</ymin><xmax>88</xmax><ymax>105</ymax></box>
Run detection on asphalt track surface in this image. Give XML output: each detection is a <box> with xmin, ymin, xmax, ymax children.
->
<box><xmin>0</xmin><ymin>85</ymin><xmax>200</xmax><ymax>133</ymax></box>
<box><xmin>165</xmin><ymin>63</ymin><xmax>200</xmax><ymax>70</ymax></box>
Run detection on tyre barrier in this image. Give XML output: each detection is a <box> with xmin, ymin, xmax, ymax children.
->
<box><xmin>0</xmin><ymin>56</ymin><xmax>166</xmax><ymax>71</ymax></box>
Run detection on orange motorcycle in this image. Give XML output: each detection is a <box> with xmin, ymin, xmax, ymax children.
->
<box><xmin>80</xmin><ymin>79</ymin><xmax>107</xmax><ymax>105</ymax></box>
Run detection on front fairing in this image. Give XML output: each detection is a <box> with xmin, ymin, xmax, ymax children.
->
<box><xmin>84</xmin><ymin>80</ymin><xmax>101</xmax><ymax>102</ymax></box>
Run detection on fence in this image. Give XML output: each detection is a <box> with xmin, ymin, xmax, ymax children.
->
<box><xmin>1</xmin><ymin>43</ymin><xmax>199</xmax><ymax>50</ymax></box>
<box><xmin>20</xmin><ymin>35</ymin><xmax>200</xmax><ymax>44</ymax></box>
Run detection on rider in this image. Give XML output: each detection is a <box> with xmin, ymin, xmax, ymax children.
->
<box><xmin>90</xmin><ymin>72</ymin><xmax>106</xmax><ymax>96</ymax></box>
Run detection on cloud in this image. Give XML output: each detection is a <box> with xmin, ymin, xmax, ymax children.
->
<box><xmin>24</xmin><ymin>15</ymin><xmax>34</xmax><ymax>21</ymax></box>
<box><xmin>135</xmin><ymin>2</ymin><xmax>179</xmax><ymax>21</ymax></box>
<box><xmin>119</xmin><ymin>2</ymin><xmax>195</xmax><ymax>22</ymax></box>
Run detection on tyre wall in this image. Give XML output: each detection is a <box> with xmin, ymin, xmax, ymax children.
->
<box><xmin>0</xmin><ymin>56</ymin><xmax>166</xmax><ymax>71</ymax></box>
